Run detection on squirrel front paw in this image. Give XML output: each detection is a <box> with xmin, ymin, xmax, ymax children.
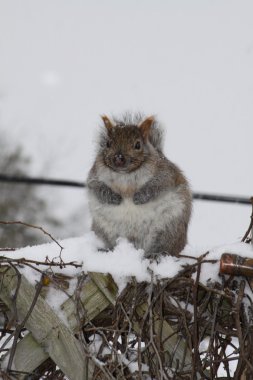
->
<box><xmin>133</xmin><ymin>189</ymin><xmax>152</xmax><ymax>205</ymax></box>
<box><xmin>98</xmin><ymin>184</ymin><xmax>122</xmax><ymax>205</ymax></box>
<box><xmin>110</xmin><ymin>191</ymin><xmax>122</xmax><ymax>205</ymax></box>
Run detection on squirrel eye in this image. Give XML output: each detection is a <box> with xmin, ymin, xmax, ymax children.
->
<box><xmin>134</xmin><ymin>141</ymin><xmax>141</xmax><ymax>150</ymax></box>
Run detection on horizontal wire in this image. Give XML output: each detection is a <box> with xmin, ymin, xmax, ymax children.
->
<box><xmin>0</xmin><ymin>174</ymin><xmax>251</xmax><ymax>205</ymax></box>
<box><xmin>0</xmin><ymin>175</ymin><xmax>84</xmax><ymax>188</ymax></box>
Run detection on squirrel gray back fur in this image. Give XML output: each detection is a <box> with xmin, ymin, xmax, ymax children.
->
<box><xmin>87</xmin><ymin>112</ymin><xmax>192</xmax><ymax>259</ymax></box>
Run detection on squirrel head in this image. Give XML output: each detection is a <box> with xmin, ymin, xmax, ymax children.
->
<box><xmin>99</xmin><ymin>115</ymin><xmax>155</xmax><ymax>173</ymax></box>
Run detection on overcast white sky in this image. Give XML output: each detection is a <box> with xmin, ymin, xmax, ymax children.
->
<box><xmin>0</xmin><ymin>0</ymin><xmax>252</xmax><ymax>247</ymax></box>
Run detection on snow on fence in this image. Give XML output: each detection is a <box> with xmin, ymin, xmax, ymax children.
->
<box><xmin>0</xmin><ymin>203</ymin><xmax>252</xmax><ymax>379</ymax></box>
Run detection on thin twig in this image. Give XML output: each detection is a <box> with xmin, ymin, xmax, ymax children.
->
<box><xmin>0</xmin><ymin>256</ymin><xmax>81</xmax><ymax>268</ymax></box>
<box><xmin>0</xmin><ymin>220</ymin><xmax>64</xmax><ymax>254</ymax></box>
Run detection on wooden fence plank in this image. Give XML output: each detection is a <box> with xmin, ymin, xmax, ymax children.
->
<box><xmin>0</xmin><ymin>266</ymin><xmax>93</xmax><ymax>380</ymax></box>
<box><xmin>9</xmin><ymin>333</ymin><xmax>48</xmax><ymax>377</ymax></box>
<box><xmin>61</xmin><ymin>272</ymin><xmax>118</xmax><ymax>330</ymax></box>
<box><xmin>1</xmin><ymin>271</ymin><xmax>117</xmax><ymax>378</ymax></box>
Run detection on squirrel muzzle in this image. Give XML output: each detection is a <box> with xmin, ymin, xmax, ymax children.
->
<box><xmin>113</xmin><ymin>153</ymin><xmax>126</xmax><ymax>167</ymax></box>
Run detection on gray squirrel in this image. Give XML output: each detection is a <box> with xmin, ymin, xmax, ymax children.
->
<box><xmin>87</xmin><ymin>113</ymin><xmax>192</xmax><ymax>259</ymax></box>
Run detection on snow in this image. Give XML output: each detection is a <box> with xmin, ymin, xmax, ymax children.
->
<box><xmin>88</xmin><ymin>334</ymin><xmax>112</xmax><ymax>357</ymax></box>
<box><xmin>4</xmin><ymin>234</ymin><xmax>253</xmax><ymax>295</ymax></box>
<box><xmin>123</xmin><ymin>358</ymin><xmax>149</xmax><ymax>375</ymax></box>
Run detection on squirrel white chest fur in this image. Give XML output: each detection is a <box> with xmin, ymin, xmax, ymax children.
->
<box><xmin>88</xmin><ymin>187</ymin><xmax>185</xmax><ymax>252</ymax></box>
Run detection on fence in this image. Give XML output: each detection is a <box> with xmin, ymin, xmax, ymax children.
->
<box><xmin>1</xmin><ymin>252</ymin><xmax>253</xmax><ymax>379</ymax></box>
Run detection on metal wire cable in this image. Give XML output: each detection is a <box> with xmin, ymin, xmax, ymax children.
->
<box><xmin>0</xmin><ymin>174</ymin><xmax>251</xmax><ymax>205</ymax></box>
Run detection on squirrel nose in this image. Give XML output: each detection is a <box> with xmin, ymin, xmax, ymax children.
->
<box><xmin>114</xmin><ymin>153</ymin><xmax>126</xmax><ymax>167</ymax></box>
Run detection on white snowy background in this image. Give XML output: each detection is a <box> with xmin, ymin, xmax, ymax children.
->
<box><xmin>0</xmin><ymin>0</ymin><xmax>252</xmax><ymax>247</ymax></box>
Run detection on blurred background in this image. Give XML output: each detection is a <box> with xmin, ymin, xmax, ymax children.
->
<box><xmin>0</xmin><ymin>0</ymin><xmax>252</xmax><ymax>248</ymax></box>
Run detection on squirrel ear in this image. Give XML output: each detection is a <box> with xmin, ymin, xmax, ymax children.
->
<box><xmin>101</xmin><ymin>115</ymin><xmax>115</xmax><ymax>131</ymax></box>
<box><xmin>138</xmin><ymin>116</ymin><xmax>154</xmax><ymax>141</ymax></box>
